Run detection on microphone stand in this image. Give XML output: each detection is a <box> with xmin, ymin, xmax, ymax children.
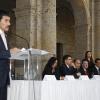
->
<box><xmin>7</xmin><ymin>33</ymin><xmax>30</xmax><ymax>48</ymax></box>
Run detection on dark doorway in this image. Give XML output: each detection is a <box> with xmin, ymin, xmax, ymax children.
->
<box><xmin>56</xmin><ymin>43</ymin><xmax>63</xmax><ymax>66</ymax></box>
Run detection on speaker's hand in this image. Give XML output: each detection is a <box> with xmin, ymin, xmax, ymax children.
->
<box><xmin>10</xmin><ymin>47</ymin><xmax>20</xmax><ymax>54</ymax></box>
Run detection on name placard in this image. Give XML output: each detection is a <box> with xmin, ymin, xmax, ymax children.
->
<box><xmin>43</xmin><ymin>75</ymin><xmax>56</xmax><ymax>81</ymax></box>
<box><xmin>79</xmin><ymin>75</ymin><xmax>89</xmax><ymax>80</ymax></box>
<box><xmin>92</xmin><ymin>75</ymin><xmax>100</xmax><ymax>80</ymax></box>
<box><xmin>64</xmin><ymin>75</ymin><xmax>75</xmax><ymax>80</ymax></box>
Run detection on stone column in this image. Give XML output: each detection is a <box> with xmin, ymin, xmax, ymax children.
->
<box><xmin>42</xmin><ymin>0</ymin><xmax>56</xmax><ymax>54</ymax></box>
<box><xmin>15</xmin><ymin>0</ymin><xmax>31</xmax><ymax>48</ymax></box>
<box><xmin>15</xmin><ymin>0</ymin><xmax>41</xmax><ymax>49</ymax></box>
<box><xmin>15</xmin><ymin>0</ymin><xmax>43</xmax><ymax>79</ymax></box>
<box><xmin>30</xmin><ymin>0</ymin><xmax>42</xmax><ymax>49</ymax></box>
<box><xmin>16</xmin><ymin>0</ymin><xmax>56</xmax><ymax>53</ymax></box>
<box><xmin>89</xmin><ymin>0</ymin><xmax>95</xmax><ymax>58</ymax></box>
<box><xmin>94</xmin><ymin>0</ymin><xmax>100</xmax><ymax>58</ymax></box>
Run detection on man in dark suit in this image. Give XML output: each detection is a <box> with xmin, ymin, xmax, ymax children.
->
<box><xmin>0</xmin><ymin>10</ymin><xmax>20</xmax><ymax>100</ymax></box>
<box><xmin>59</xmin><ymin>55</ymin><xmax>76</xmax><ymax>80</ymax></box>
<box><xmin>91</xmin><ymin>58</ymin><xmax>100</xmax><ymax>75</ymax></box>
<box><xmin>80</xmin><ymin>59</ymin><xmax>92</xmax><ymax>78</ymax></box>
<box><xmin>80</xmin><ymin>59</ymin><xmax>89</xmax><ymax>75</ymax></box>
<box><xmin>0</xmin><ymin>10</ymin><xmax>11</xmax><ymax>100</ymax></box>
<box><xmin>73</xmin><ymin>59</ymin><xmax>81</xmax><ymax>78</ymax></box>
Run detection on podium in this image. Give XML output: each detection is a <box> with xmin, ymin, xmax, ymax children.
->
<box><xmin>10</xmin><ymin>48</ymin><xmax>49</xmax><ymax>80</ymax></box>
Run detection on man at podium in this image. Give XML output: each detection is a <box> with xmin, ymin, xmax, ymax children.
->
<box><xmin>0</xmin><ymin>10</ymin><xmax>19</xmax><ymax>100</ymax></box>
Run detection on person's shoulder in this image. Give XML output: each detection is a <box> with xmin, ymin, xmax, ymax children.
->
<box><xmin>79</xmin><ymin>66</ymin><xmax>84</xmax><ymax>71</ymax></box>
<box><xmin>60</xmin><ymin>64</ymin><xmax>66</xmax><ymax>68</ymax></box>
<box><xmin>61</xmin><ymin>64</ymin><xmax>66</xmax><ymax>67</ymax></box>
<box><xmin>59</xmin><ymin>64</ymin><xmax>66</xmax><ymax>70</ymax></box>
<box><xmin>92</xmin><ymin>65</ymin><xmax>97</xmax><ymax>70</ymax></box>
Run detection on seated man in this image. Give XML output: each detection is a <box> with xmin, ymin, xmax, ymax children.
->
<box><xmin>91</xmin><ymin>58</ymin><xmax>100</xmax><ymax>76</ymax></box>
<box><xmin>80</xmin><ymin>59</ymin><xmax>91</xmax><ymax>78</ymax></box>
<box><xmin>73</xmin><ymin>59</ymin><xmax>81</xmax><ymax>78</ymax></box>
<box><xmin>59</xmin><ymin>55</ymin><xmax>76</xmax><ymax>80</ymax></box>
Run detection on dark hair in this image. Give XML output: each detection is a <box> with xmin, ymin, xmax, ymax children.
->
<box><xmin>85</xmin><ymin>51</ymin><xmax>93</xmax><ymax>62</ymax></box>
<box><xmin>63</xmin><ymin>55</ymin><xmax>71</xmax><ymax>63</ymax></box>
<box><xmin>42</xmin><ymin>57</ymin><xmax>57</xmax><ymax>79</ymax></box>
<box><xmin>95</xmin><ymin>58</ymin><xmax>100</xmax><ymax>63</ymax></box>
<box><xmin>82</xmin><ymin>59</ymin><xmax>89</xmax><ymax>64</ymax></box>
<box><xmin>0</xmin><ymin>10</ymin><xmax>10</xmax><ymax>20</ymax></box>
<box><xmin>45</xmin><ymin>57</ymin><xmax>57</xmax><ymax>68</ymax></box>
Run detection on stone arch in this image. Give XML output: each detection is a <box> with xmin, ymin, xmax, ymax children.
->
<box><xmin>57</xmin><ymin>0</ymin><xmax>91</xmax><ymax>58</ymax></box>
<box><xmin>69</xmin><ymin>0</ymin><xmax>91</xmax><ymax>58</ymax></box>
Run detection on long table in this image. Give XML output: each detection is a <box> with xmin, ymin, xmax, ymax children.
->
<box><xmin>7</xmin><ymin>80</ymin><xmax>100</xmax><ymax>100</ymax></box>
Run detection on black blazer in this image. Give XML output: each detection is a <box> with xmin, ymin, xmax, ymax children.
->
<box><xmin>0</xmin><ymin>35</ymin><xmax>11</xmax><ymax>87</ymax></box>
<box><xmin>91</xmin><ymin>66</ymin><xmax>100</xmax><ymax>75</ymax></box>
<box><xmin>59</xmin><ymin>64</ymin><xmax>76</xmax><ymax>76</ymax></box>
<box><xmin>80</xmin><ymin>67</ymin><xmax>92</xmax><ymax>78</ymax></box>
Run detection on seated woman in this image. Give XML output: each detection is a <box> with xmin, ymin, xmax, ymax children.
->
<box><xmin>84</xmin><ymin>51</ymin><xmax>94</xmax><ymax>70</ymax></box>
<box><xmin>42</xmin><ymin>57</ymin><xmax>60</xmax><ymax>80</ymax></box>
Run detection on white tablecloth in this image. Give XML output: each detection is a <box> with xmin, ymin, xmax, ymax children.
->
<box><xmin>7</xmin><ymin>80</ymin><xmax>100</xmax><ymax>100</ymax></box>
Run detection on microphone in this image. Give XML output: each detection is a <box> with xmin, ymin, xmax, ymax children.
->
<box><xmin>7</xmin><ymin>33</ymin><xmax>30</xmax><ymax>48</ymax></box>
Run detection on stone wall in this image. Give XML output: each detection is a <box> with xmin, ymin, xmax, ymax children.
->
<box><xmin>94</xmin><ymin>0</ymin><xmax>100</xmax><ymax>58</ymax></box>
<box><xmin>42</xmin><ymin>0</ymin><xmax>56</xmax><ymax>54</ymax></box>
<box><xmin>69</xmin><ymin>0</ymin><xmax>91</xmax><ymax>59</ymax></box>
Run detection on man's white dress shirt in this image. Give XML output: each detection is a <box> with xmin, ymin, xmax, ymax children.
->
<box><xmin>0</xmin><ymin>29</ymin><xmax>8</xmax><ymax>50</ymax></box>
